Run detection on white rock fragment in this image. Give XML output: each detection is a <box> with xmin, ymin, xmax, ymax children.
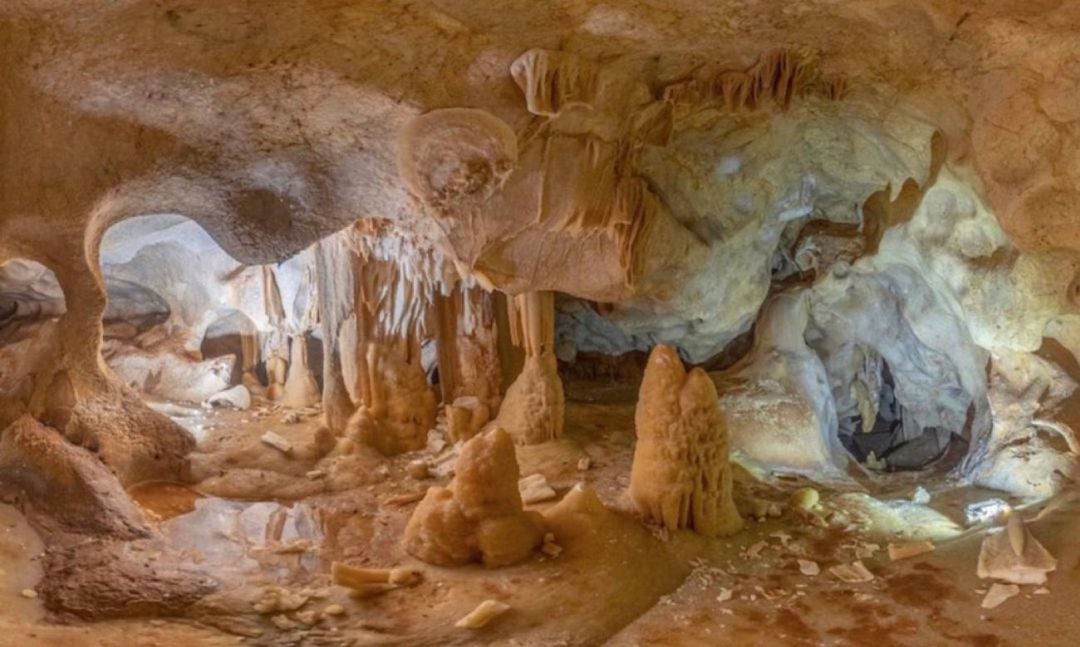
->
<box><xmin>206</xmin><ymin>385</ymin><xmax>252</xmax><ymax>410</ymax></box>
<box><xmin>966</xmin><ymin>499</ymin><xmax>1010</xmax><ymax>526</ymax></box>
<box><xmin>576</xmin><ymin>456</ymin><xmax>592</xmax><ymax>471</ymax></box>
<box><xmin>746</xmin><ymin>541</ymin><xmax>768</xmax><ymax>559</ymax></box>
<box><xmin>977</xmin><ymin>514</ymin><xmax>1057</xmax><ymax>585</ymax></box>
<box><xmin>981</xmin><ymin>583</ymin><xmax>1019</xmax><ymax>609</ymax></box>
<box><xmin>19</xmin><ymin>589</ymin><xmax>37</xmax><ymax>599</ymax></box>
<box><xmin>717</xmin><ymin>588</ymin><xmax>734</xmax><ymax>603</ymax></box>
<box><xmin>888</xmin><ymin>540</ymin><xmax>935</xmax><ymax>561</ymax></box>
<box><xmin>829</xmin><ymin>561</ymin><xmax>874</xmax><ymax>583</ymax></box>
<box><xmin>911</xmin><ymin>486</ymin><xmax>931</xmax><ymax>505</ymax></box>
<box><xmin>455</xmin><ymin>599</ymin><xmax>511</xmax><ymax>629</ymax></box>
<box><xmin>260</xmin><ymin>431</ymin><xmax>293</xmax><ymax>455</ymax></box>
<box><xmin>798</xmin><ymin>559</ymin><xmax>820</xmax><ymax>576</ymax></box>
<box><xmin>518</xmin><ymin>473</ymin><xmax>557</xmax><ymax>504</ymax></box>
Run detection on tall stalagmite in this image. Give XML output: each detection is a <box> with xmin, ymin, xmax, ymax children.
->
<box><xmin>629</xmin><ymin>344</ymin><xmax>742</xmax><ymax>536</ymax></box>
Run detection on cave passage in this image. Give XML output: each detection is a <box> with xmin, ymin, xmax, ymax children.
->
<box><xmin>838</xmin><ymin>361</ymin><xmax>960</xmax><ymax>471</ymax></box>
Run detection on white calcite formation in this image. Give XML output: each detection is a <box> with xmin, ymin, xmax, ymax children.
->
<box><xmin>629</xmin><ymin>344</ymin><xmax>742</xmax><ymax>537</ymax></box>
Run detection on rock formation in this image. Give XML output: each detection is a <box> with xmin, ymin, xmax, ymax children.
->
<box><xmin>494</xmin><ymin>291</ymin><xmax>565</xmax><ymax>444</ymax></box>
<box><xmin>3</xmin><ymin>1</ymin><xmax>1080</xmax><ymax>642</ymax></box>
<box><xmin>629</xmin><ymin>345</ymin><xmax>742</xmax><ymax>537</ymax></box>
<box><xmin>403</xmin><ymin>427</ymin><xmax>544</xmax><ymax>567</ymax></box>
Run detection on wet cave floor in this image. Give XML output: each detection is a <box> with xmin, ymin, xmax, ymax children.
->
<box><xmin>2</xmin><ymin>382</ymin><xmax>1080</xmax><ymax>647</ymax></box>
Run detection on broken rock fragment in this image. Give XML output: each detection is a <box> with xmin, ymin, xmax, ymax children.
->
<box><xmin>455</xmin><ymin>599</ymin><xmax>511</xmax><ymax>629</ymax></box>
<box><xmin>829</xmin><ymin>561</ymin><xmax>874</xmax><ymax>583</ymax></box>
<box><xmin>977</xmin><ymin>513</ymin><xmax>1056</xmax><ymax>585</ymax></box>
<box><xmin>981</xmin><ymin>583</ymin><xmax>1020</xmax><ymax>609</ymax></box>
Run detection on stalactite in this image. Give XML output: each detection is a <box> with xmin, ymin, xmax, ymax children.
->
<box><xmin>662</xmin><ymin>48</ymin><xmax>845</xmax><ymax>111</ymax></box>
<box><xmin>629</xmin><ymin>344</ymin><xmax>743</xmax><ymax>537</ymax></box>
<box><xmin>493</xmin><ymin>291</ymin><xmax>564</xmax><ymax>444</ymax></box>
<box><xmin>510</xmin><ymin>49</ymin><xmax>599</xmax><ymax>117</ymax></box>
<box><xmin>314</xmin><ymin>235</ymin><xmax>359</xmax><ymax>433</ymax></box>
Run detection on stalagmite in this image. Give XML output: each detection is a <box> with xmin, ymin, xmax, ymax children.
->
<box><xmin>403</xmin><ymin>427</ymin><xmax>544</xmax><ymax>567</ymax></box>
<box><xmin>494</xmin><ymin>291</ymin><xmax>564</xmax><ymax>445</ymax></box>
<box><xmin>628</xmin><ymin>344</ymin><xmax>742</xmax><ymax>537</ymax></box>
<box><xmin>264</xmin><ymin>350</ymin><xmax>288</xmax><ymax>402</ymax></box>
<box><xmin>281</xmin><ymin>334</ymin><xmax>320</xmax><ymax>408</ymax></box>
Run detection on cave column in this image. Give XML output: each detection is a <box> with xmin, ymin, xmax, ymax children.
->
<box><xmin>434</xmin><ymin>282</ymin><xmax>502</xmax><ymax>442</ymax></box>
<box><xmin>492</xmin><ymin>290</ymin><xmax>564</xmax><ymax>444</ymax></box>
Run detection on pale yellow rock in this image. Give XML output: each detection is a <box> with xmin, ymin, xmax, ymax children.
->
<box><xmin>455</xmin><ymin>599</ymin><xmax>511</xmax><ymax>629</ymax></box>
<box><xmin>322</xmin><ymin>604</ymin><xmax>346</xmax><ymax>617</ymax></box>
<box><xmin>789</xmin><ymin>487</ymin><xmax>820</xmax><ymax>512</ymax></box>
<box><xmin>260</xmin><ymin>431</ymin><xmax>293</xmax><ymax>455</ymax></box>
<box><xmin>888</xmin><ymin>541</ymin><xmax>935</xmax><ymax>561</ymax></box>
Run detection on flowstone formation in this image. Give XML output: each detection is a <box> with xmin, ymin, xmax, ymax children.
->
<box><xmin>629</xmin><ymin>344</ymin><xmax>742</xmax><ymax>537</ymax></box>
<box><xmin>403</xmin><ymin>427</ymin><xmax>545</xmax><ymax>567</ymax></box>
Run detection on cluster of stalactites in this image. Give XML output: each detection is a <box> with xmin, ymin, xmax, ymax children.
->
<box><xmin>495</xmin><ymin>291</ymin><xmax>565</xmax><ymax>445</ymax></box>
<box><xmin>629</xmin><ymin>344</ymin><xmax>743</xmax><ymax>537</ymax></box>
<box><xmin>662</xmin><ymin>48</ymin><xmax>846</xmax><ymax>111</ymax></box>
<box><xmin>339</xmin><ymin>223</ymin><xmax>443</xmax><ymax>455</ymax></box>
<box><xmin>510</xmin><ymin>48</ymin><xmax>599</xmax><ymax>118</ymax></box>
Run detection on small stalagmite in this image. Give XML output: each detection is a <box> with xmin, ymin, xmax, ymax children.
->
<box><xmin>629</xmin><ymin>344</ymin><xmax>743</xmax><ymax>537</ymax></box>
<box><xmin>494</xmin><ymin>291</ymin><xmax>565</xmax><ymax>444</ymax></box>
<box><xmin>403</xmin><ymin>426</ymin><xmax>545</xmax><ymax>567</ymax></box>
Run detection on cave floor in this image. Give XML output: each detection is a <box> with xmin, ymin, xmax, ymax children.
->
<box><xmin>2</xmin><ymin>383</ymin><xmax>1079</xmax><ymax>646</ymax></box>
